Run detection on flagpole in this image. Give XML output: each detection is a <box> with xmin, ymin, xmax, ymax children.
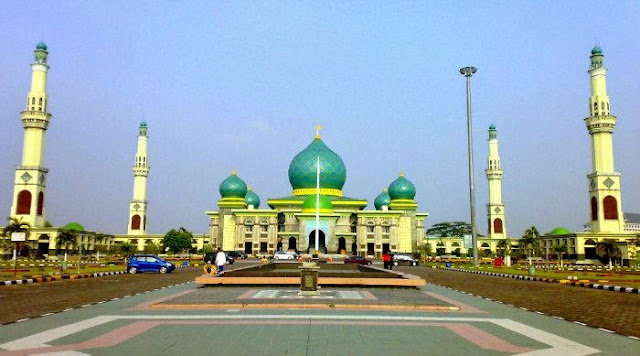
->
<box><xmin>315</xmin><ymin>156</ymin><xmax>320</xmax><ymax>255</ymax></box>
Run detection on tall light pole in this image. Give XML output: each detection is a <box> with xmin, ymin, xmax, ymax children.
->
<box><xmin>460</xmin><ymin>66</ymin><xmax>479</xmax><ymax>266</ymax></box>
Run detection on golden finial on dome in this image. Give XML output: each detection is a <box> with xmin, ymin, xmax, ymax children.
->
<box><xmin>231</xmin><ymin>170</ymin><xmax>237</xmax><ymax>176</ymax></box>
<box><xmin>314</xmin><ymin>124</ymin><xmax>322</xmax><ymax>139</ymax></box>
<box><xmin>399</xmin><ymin>171</ymin><xmax>405</xmax><ymax>177</ymax></box>
<box><xmin>383</xmin><ymin>188</ymin><xmax>388</xmax><ymax>192</ymax></box>
<box><xmin>248</xmin><ymin>186</ymin><xmax>253</xmax><ymax>190</ymax></box>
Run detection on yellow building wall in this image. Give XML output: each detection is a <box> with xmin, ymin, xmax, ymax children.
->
<box><xmin>397</xmin><ymin>217</ymin><xmax>412</xmax><ymax>253</ymax></box>
<box><xmin>222</xmin><ymin>215</ymin><xmax>236</xmax><ymax>251</ymax></box>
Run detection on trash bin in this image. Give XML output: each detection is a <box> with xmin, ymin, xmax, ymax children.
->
<box><xmin>494</xmin><ymin>257</ymin><xmax>503</xmax><ymax>267</ymax></box>
<box><xmin>445</xmin><ymin>262</ymin><xmax>452</xmax><ymax>270</ymax></box>
<box><xmin>528</xmin><ymin>266</ymin><xmax>535</xmax><ymax>276</ymax></box>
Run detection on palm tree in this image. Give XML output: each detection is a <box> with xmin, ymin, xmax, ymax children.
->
<box><xmin>116</xmin><ymin>242</ymin><xmax>135</xmax><ymax>258</ymax></box>
<box><xmin>596</xmin><ymin>239</ymin><xmax>621</xmax><ymax>270</ymax></box>
<box><xmin>553</xmin><ymin>245</ymin><xmax>568</xmax><ymax>268</ymax></box>
<box><xmin>56</xmin><ymin>229</ymin><xmax>77</xmax><ymax>264</ymax></box>
<box><xmin>520</xmin><ymin>226</ymin><xmax>541</xmax><ymax>263</ymax></box>
<box><xmin>2</xmin><ymin>217</ymin><xmax>31</xmax><ymax>259</ymax></box>
<box><xmin>496</xmin><ymin>238</ymin><xmax>512</xmax><ymax>258</ymax></box>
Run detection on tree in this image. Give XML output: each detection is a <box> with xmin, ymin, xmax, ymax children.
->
<box><xmin>426</xmin><ymin>221</ymin><xmax>471</xmax><ymax>237</ymax></box>
<box><xmin>520</xmin><ymin>226</ymin><xmax>542</xmax><ymax>261</ymax></box>
<box><xmin>115</xmin><ymin>242</ymin><xmax>136</xmax><ymax>257</ymax></box>
<box><xmin>56</xmin><ymin>229</ymin><xmax>77</xmax><ymax>263</ymax></box>
<box><xmin>596</xmin><ymin>239</ymin><xmax>621</xmax><ymax>269</ymax></box>
<box><xmin>417</xmin><ymin>243</ymin><xmax>433</xmax><ymax>261</ymax></box>
<box><xmin>143</xmin><ymin>241</ymin><xmax>162</xmax><ymax>254</ymax></box>
<box><xmin>162</xmin><ymin>228</ymin><xmax>193</xmax><ymax>255</ymax></box>
<box><xmin>553</xmin><ymin>245</ymin><xmax>568</xmax><ymax>268</ymax></box>
<box><xmin>496</xmin><ymin>238</ymin><xmax>512</xmax><ymax>258</ymax></box>
<box><xmin>2</xmin><ymin>217</ymin><xmax>31</xmax><ymax>259</ymax></box>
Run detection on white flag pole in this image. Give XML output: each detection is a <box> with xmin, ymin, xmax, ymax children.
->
<box><xmin>315</xmin><ymin>156</ymin><xmax>320</xmax><ymax>255</ymax></box>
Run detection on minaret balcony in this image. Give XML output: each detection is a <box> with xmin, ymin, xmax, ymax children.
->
<box><xmin>585</xmin><ymin>115</ymin><xmax>616</xmax><ymax>134</ymax></box>
<box><xmin>21</xmin><ymin>111</ymin><xmax>51</xmax><ymax>129</ymax></box>
<box><xmin>132</xmin><ymin>166</ymin><xmax>149</xmax><ymax>176</ymax></box>
<box><xmin>485</xmin><ymin>170</ymin><xmax>503</xmax><ymax>178</ymax></box>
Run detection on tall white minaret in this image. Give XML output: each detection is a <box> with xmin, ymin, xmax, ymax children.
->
<box><xmin>585</xmin><ymin>46</ymin><xmax>624</xmax><ymax>233</ymax></box>
<box><xmin>127</xmin><ymin>122</ymin><xmax>149</xmax><ymax>235</ymax></box>
<box><xmin>485</xmin><ymin>124</ymin><xmax>506</xmax><ymax>239</ymax></box>
<box><xmin>9</xmin><ymin>42</ymin><xmax>52</xmax><ymax>228</ymax></box>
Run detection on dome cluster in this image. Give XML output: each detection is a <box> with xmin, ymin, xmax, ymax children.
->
<box><xmin>218</xmin><ymin>171</ymin><xmax>261</xmax><ymax>208</ymax></box>
<box><xmin>374</xmin><ymin>172</ymin><xmax>417</xmax><ymax>210</ymax></box>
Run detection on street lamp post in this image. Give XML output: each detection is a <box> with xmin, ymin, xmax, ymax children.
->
<box><xmin>459</xmin><ymin>66</ymin><xmax>479</xmax><ymax>267</ymax></box>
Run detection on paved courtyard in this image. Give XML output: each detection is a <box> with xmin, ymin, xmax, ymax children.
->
<box><xmin>1</xmin><ymin>270</ymin><xmax>638</xmax><ymax>355</ymax></box>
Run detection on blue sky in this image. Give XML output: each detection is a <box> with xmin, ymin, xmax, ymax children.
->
<box><xmin>1</xmin><ymin>1</ymin><xmax>638</xmax><ymax>236</ymax></box>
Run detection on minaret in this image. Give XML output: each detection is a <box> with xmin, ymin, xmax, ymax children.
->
<box><xmin>584</xmin><ymin>46</ymin><xmax>624</xmax><ymax>233</ymax></box>
<box><xmin>9</xmin><ymin>42</ymin><xmax>52</xmax><ymax>228</ymax></box>
<box><xmin>127</xmin><ymin>122</ymin><xmax>149</xmax><ymax>235</ymax></box>
<box><xmin>485</xmin><ymin>124</ymin><xmax>506</xmax><ymax>238</ymax></box>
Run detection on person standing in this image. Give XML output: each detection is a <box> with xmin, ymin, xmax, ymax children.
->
<box><xmin>215</xmin><ymin>248</ymin><xmax>227</xmax><ymax>274</ymax></box>
<box><xmin>382</xmin><ymin>250</ymin><xmax>391</xmax><ymax>270</ymax></box>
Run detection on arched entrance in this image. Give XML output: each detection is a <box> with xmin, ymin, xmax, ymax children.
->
<box><xmin>288</xmin><ymin>236</ymin><xmax>297</xmax><ymax>252</ymax></box>
<box><xmin>338</xmin><ymin>237</ymin><xmax>346</xmax><ymax>254</ymax></box>
<box><xmin>307</xmin><ymin>230</ymin><xmax>326</xmax><ymax>254</ymax></box>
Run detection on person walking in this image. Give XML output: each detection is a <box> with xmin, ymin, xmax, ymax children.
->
<box><xmin>215</xmin><ymin>248</ymin><xmax>227</xmax><ymax>275</ymax></box>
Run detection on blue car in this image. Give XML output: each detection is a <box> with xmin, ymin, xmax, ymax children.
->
<box><xmin>127</xmin><ymin>254</ymin><xmax>175</xmax><ymax>274</ymax></box>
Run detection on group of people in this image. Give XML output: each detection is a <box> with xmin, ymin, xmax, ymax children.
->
<box><xmin>382</xmin><ymin>250</ymin><xmax>394</xmax><ymax>270</ymax></box>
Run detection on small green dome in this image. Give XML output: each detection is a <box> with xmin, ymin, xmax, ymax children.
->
<box><xmin>374</xmin><ymin>189</ymin><xmax>391</xmax><ymax>210</ymax></box>
<box><xmin>489</xmin><ymin>124</ymin><xmax>496</xmax><ymax>130</ymax></box>
<box><xmin>302</xmin><ymin>195</ymin><xmax>334</xmax><ymax>213</ymax></box>
<box><xmin>140</xmin><ymin>121</ymin><xmax>147</xmax><ymax>127</ymax></box>
<box><xmin>550</xmin><ymin>227</ymin><xmax>572</xmax><ymax>235</ymax></box>
<box><xmin>219</xmin><ymin>171</ymin><xmax>247</xmax><ymax>199</ymax></box>
<box><xmin>245</xmin><ymin>187</ymin><xmax>260</xmax><ymax>208</ymax></box>
<box><xmin>288</xmin><ymin>137</ymin><xmax>347</xmax><ymax>193</ymax></box>
<box><xmin>591</xmin><ymin>45</ymin><xmax>602</xmax><ymax>55</ymax></box>
<box><xmin>36</xmin><ymin>41</ymin><xmax>47</xmax><ymax>50</ymax></box>
<box><xmin>388</xmin><ymin>173</ymin><xmax>416</xmax><ymax>200</ymax></box>
<box><xmin>63</xmin><ymin>222</ymin><xmax>85</xmax><ymax>231</ymax></box>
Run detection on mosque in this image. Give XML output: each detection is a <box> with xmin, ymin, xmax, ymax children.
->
<box><xmin>1</xmin><ymin>42</ymin><xmax>638</xmax><ymax>264</ymax></box>
<box><xmin>207</xmin><ymin>127</ymin><xmax>428</xmax><ymax>257</ymax></box>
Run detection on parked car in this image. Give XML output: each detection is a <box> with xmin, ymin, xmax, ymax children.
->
<box><xmin>203</xmin><ymin>252</ymin><xmax>235</xmax><ymax>265</ymax></box>
<box><xmin>273</xmin><ymin>251</ymin><xmax>298</xmax><ymax>260</ymax></box>
<box><xmin>127</xmin><ymin>254</ymin><xmax>175</xmax><ymax>274</ymax></box>
<box><xmin>226</xmin><ymin>251</ymin><xmax>247</xmax><ymax>260</ymax></box>
<box><xmin>393</xmin><ymin>253</ymin><xmax>418</xmax><ymax>266</ymax></box>
<box><xmin>344</xmin><ymin>255</ymin><xmax>372</xmax><ymax>265</ymax></box>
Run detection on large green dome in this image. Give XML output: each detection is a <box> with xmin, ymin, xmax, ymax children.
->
<box><xmin>302</xmin><ymin>195</ymin><xmax>334</xmax><ymax>213</ymax></box>
<box><xmin>549</xmin><ymin>227</ymin><xmax>572</xmax><ymax>235</ymax></box>
<box><xmin>245</xmin><ymin>187</ymin><xmax>260</xmax><ymax>208</ymax></box>
<box><xmin>63</xmin><ymin>222</ymin><xmax>85</xmax><ymax>231</ymax></box>
<box><xmin>288</xmin><ymin>136</ymin><xmax>347</xmax><ymax>196</ymax></box>
<box><xmin>374</xmin><ymin>189</ymin><xmax>391</xmax><ymax>210</ymax></box>
<box><xmin>219</xmin><ymin>172</ymin><xmax>247</xmax><ymax>199</ymax></box>
<box><xmin>388</xmin><ymin>173</ymin><xmax>416</xmax><ymax>200</ymax></box>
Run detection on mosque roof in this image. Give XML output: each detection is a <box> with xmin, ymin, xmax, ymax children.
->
<box><xmin>140</xmin><ymin>121</ymin><xmax>147</xmax><ymax>127</ymax></box>
<box><xmin>388</xmin><ymin>173</ymin><xmax>416</xmax><ymax>200</ymax></box>
<box><xmin>288</xmin><ymin>136</ymin><xmax>346</xmax><ymax>193</ymax></box>
<box><xmin>489</xmin><ymin>124</ymin><xmax>496</xmax><ymax>130</ymax></box>
<box><xmin>36</xmin><ymin>41</ymin><xmax>47</xmax><ymax>50</ymax></box>
<box><xmin>63</xmin><ymin>222</ymin><xmax>85</xmax><ymax>231</ymax></box>
<box><xmin>549</xmin><ymin>227</ymin><xmax>572</xmax><ymax>235</ymax></box>
<box><xmin>374</xmin><ymin>189</ymin><xmax>391</xmax><ymax>210</ymax></box>
<box><xmin>245</xmin><ymin>187</ymin><xmax>260</xmax><ymax>208</ymax></box>
<box><xmin>219</xmin><ymin>171</ymin><xmax>247</xmax><ymax>199</ymax></box>
<box><xmin>301</xmin><ymin>195</ymin><xmax>334</xmax><ymax>213</ymax></box>
<box><xmin>591</xmin><ymin>45</ymin><xmax>602</xmax><ymax>55</ymax></box>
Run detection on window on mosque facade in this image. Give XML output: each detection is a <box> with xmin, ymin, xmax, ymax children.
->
<box><xmin>603</xmin><ymin>196</ymin><xmax>618</xmax><ymax>220</ymax></box>
<box><xmin>382</xmin><ymin>226</ymin><xmax>390</xmax><ymax>234</ymax></box>
<box><xmin>37</xmin><ymin>192</ymin><xmax>44</xmax><ymax>215</ymax></box>
<box><xmin>493</xmin><ymin>218</ymin><xmax>503</xmax><ymax>234</ymax></box>
<box><xmin>16</xmin><ymin>190</ymin><xmax>31</xmax><ymax>215</ymax></box>
<box><xmin>131</xmin><ymin>214</ymin><xmax>141</xmax><ymax>230</ymax></box>
<box><xmin>590</xmin><ymin>197</ymin><xmax>598</xmax><ymax>221</ymax></box>
<box><xmin>366</xmin><ymin>225</ymin><xmax>374</xmax><ymax>233</ymax></box>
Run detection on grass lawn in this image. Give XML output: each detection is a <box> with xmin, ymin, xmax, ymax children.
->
<box><xmin>423</xmin><ymin>262</ymin><xmax>640</xmax><ymax>288</ymax></box>
<box><xmin>0</xmin><ymin>262</ymin><xmax>126</xmax><ymax>280</ymax></box>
